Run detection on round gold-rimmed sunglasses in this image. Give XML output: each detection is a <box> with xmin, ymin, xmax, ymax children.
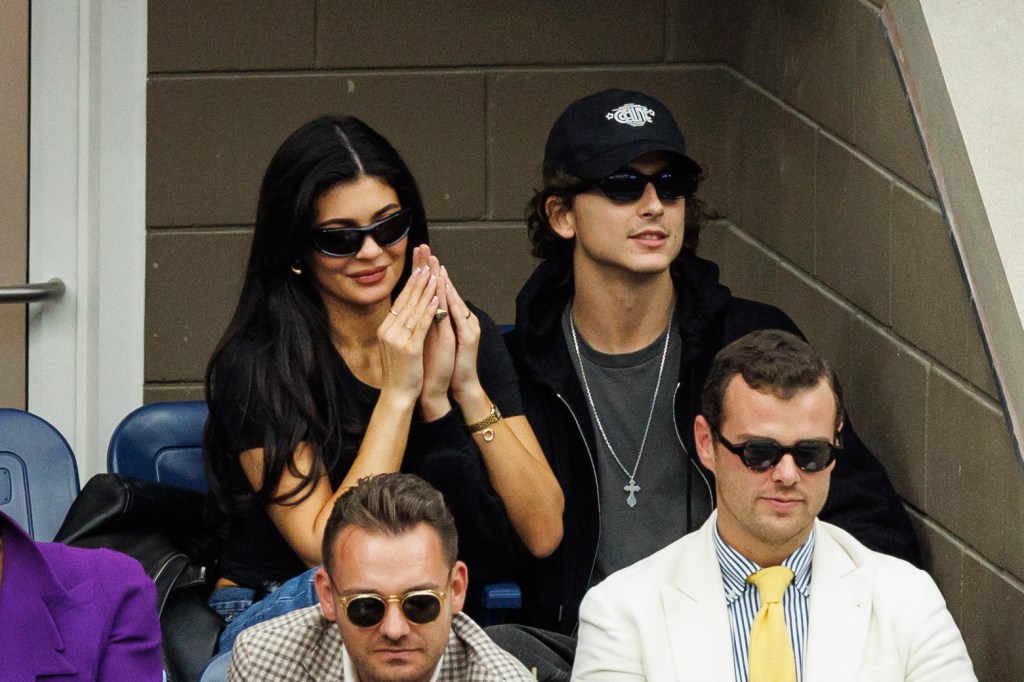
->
<box><xmin>337</xmin><ymin>588</ymin><xmax>447</xmax><ymax>628</ymax></box>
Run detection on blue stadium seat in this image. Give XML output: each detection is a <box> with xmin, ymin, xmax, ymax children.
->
<box><xmin>107</xmin><ymin>400</ymin><xmax>209</xmax><ymax>493</ymax></box>
<box><xmin>0</xmin><ymin>408</ymin><xmax>80</xmax><ymax>541</ymax></box>
<box><xmin>477</xmin><ymin>580</ymin><xmax>523</xmax><ymax>626</ymax></box>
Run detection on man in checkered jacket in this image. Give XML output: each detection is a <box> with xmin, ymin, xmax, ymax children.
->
<box><xmin>229</xmin><ymin>473</ymin><xmax>534</xmax><ymax>681</ymax></box>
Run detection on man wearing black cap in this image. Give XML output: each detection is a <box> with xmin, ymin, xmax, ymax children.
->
<box><xmin>505</xmin><ymin>88</ymin><xmax>921</xmax><ymax>638</ymax></box>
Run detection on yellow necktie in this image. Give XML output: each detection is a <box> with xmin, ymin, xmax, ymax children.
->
<box><xmin>746</xmin><ymin>566</ymin><xmax>796</xmax><ymax>682</ymax></box>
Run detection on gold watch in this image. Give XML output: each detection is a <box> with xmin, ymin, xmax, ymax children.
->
<box><xmin>466</xmin><ymin>403</ymin><xmax>502</xmax><ymax>442</ymax></box>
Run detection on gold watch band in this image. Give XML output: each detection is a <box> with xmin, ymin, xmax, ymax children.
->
<box><xmin>466</xmin><ymin>403</ymin><xmax>502</xmax><ymax>438</ymax></box>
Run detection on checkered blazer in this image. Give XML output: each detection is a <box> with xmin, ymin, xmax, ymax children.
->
<box><xmin>228</xmin><ymin>604</ymin><xmax>534</xmax><ymax>681</ymax></box>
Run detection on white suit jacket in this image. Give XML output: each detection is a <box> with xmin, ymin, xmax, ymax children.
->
<box><xmin>573</xmin><ymin>513</ymin><xmax>976</xmax><ymax>681</ymax></box>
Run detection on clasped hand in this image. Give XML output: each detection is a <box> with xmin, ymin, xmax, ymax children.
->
<box><xmin>375</xmin><ymin>245</ymin><xmax>481</xmax><ymax>421</ymax></box>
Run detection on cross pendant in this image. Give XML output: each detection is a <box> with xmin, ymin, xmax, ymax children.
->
<box><xmin>624</xmin><ymin>479</ymin><xmax>640</xmax><ymax>507</ymax></box>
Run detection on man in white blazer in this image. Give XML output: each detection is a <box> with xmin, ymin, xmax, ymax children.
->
<box><xmin>573</xmin><ymin>330</ymin><xmax>975</xmax><ymax>681</ymax></box>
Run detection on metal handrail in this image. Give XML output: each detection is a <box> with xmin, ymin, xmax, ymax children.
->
<box><xmin>0</xmin><ymin>278</ymin><xmax>66</xmax><ymax>304</ymax></box>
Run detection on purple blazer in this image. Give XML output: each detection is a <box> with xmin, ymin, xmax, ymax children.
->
<box><xmin>0</xmin><ymin>511</ymin><xmax>163</xmax><ymax>681</ymax></box>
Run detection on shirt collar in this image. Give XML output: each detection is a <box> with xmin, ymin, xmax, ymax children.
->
<box><xmin>713</xmin><ymin>523</ymin><xmax>815</xmax><ymax>604</ymax></box>
<box><xmin>342</xmin><ymin>643</ymin><xmax>445</xmax><ymax>682</ymax></box>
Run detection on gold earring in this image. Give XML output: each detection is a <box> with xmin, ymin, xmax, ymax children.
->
<box><xmin>290</xmin><ymin>261</ymin><xmax>303</xmax><ymax>275</ymax></box>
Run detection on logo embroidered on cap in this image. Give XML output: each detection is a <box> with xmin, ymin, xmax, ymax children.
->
<box><xmin>606</xmin><ymin>103</ymin><xmax>656</xmax><ymax>127</ymax></box>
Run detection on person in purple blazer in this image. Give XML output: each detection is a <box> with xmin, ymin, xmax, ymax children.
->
<box><xmin>0</xmin><ymin>510</ymin><xmax>163</xmax><ymax>681</ymax></box>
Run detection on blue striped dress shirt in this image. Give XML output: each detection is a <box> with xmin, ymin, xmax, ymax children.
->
<box><xmin>713</xmin><ymin>525</ymin><xmax>815</xmax><ymax>682</ymax></box>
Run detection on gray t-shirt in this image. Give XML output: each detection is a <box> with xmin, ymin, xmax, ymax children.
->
<box><xmin>562</xmin><ymin>304</ymin><xmax>692</xmax><ymax>584</ymax></box>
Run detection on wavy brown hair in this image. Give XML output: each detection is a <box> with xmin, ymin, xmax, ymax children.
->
<box><xmin>701</xmin><ymin>329</ymin><xmax>845</xmax><ymax>434</ymax></box>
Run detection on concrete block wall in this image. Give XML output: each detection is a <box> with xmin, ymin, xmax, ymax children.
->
<box><xmin>144</xmin><ymin>0</ymin><xmax>740</xmax><ymax>400</ymax></box>
<box><xmin>146</xmin><ymin>2</ymin><xmax>1022</xmax><ymax>676</ymax></box>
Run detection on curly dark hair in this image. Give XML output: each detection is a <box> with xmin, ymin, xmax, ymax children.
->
<box><xmin>525</xmin><ymin>164</ymin><xmax>718</xmax><ymax>265</ymax></box>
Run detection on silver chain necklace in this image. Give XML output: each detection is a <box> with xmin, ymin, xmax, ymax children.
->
<box><xmin>570</xmin><ymin>301</ymin><xmax>674</xmax><ymax>508</ymax></box>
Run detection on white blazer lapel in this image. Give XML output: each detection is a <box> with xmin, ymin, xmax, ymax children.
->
<box><xmin>661</xmin><ymin>519</ymin><xmax>736</xmax><ymax>682</ymax></box>
<box><xmin>803</xmin><ymin>522</ymin><xmax>874</xmax><ymax>682</ymax></box>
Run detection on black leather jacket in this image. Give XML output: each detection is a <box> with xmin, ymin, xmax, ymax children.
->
<box><xmin>507</xmin><ymin>255</ymin><xmax>922</xmax><ymax>634</ymax></box>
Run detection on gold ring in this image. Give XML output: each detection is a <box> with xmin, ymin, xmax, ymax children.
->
<box><xmin>405</xmin><ymin>322</ymin><xmax>415</xmax><ymax>331</ymax></box>
<box><xmin>434</xmin><ymin>309</ymin><xmax>448</xmax><ymax>323</ymax></box>
<box><xmin>389</xmin><ymin>309</ymin><xmax>400</xmax><ymax>316</ymax></box>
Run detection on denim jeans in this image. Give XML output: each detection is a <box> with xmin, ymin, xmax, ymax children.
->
<box><xmin>207</xmin><ymin>586</ymin><xmax>255</xmax><ymax>624</ymax></box>
<box><xmin>209</xmin><ymin>568</ymin><xmax>320</xmax><ymax>653</ymax></box>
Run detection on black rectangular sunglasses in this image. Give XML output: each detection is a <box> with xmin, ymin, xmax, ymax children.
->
<box><xmin>309</xmin><ymin>209</ymin><xmax>412</xmax><ymax>258</ymax></box>
<box><xmin>714</xmin><ymin>429</ymin><xmax>841</xmax><ymax>472</ymax></box>
<box><xmin>591</xmin><ymin>168</ymin><xmax>699</xmax><ymax>202</ymax></box>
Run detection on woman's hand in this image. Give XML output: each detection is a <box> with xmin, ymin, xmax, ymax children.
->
<box><xmin>440</xmin><ymin>270</ymin><xmax>566</xmax><ymax>557</ymax></box>
<box><xmin>375</xmin><ymin>255</ymin><xmax>439</xmax><ymax>406</ymax></box>
<box><xmin>443</xmin><ymin>267</ymin><xmax>484</xmax><ymax>405</ymax></box>
<box><xmin>417</xmin><ymin>246</ymin><xmax>456</xmax><ymax>420</ymax></box>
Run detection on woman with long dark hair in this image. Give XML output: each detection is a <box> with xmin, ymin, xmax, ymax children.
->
<box><xmin>203</xmin><ymin>116</ymin><xmax>563</xmax><ymax>644</ymax></box>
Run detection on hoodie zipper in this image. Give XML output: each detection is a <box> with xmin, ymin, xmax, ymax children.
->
<box><xmin>556</xmin><ymin>384</ymin><xmax>713</xmax><ymax>629</ymax></box>
<box><xmin>672</xmin><ymin>382</ymin><xmax>714</xmax><ymax>520</ymax></box>
<box><xmin>555</xmin><ymin>392</ymin><xmax>601</xmax><ymax>622</ymax></box>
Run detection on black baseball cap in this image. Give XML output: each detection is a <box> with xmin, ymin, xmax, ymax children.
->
<box><xmin>543</xmin><ymin>89</ymin><xmax>701</xmax><ymax>181</ymax></box>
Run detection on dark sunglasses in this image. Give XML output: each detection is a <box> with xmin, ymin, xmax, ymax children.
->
<box><xmin>589</xmin><ymin>168</ymin><xmax>698</xmax><ymax>202</ymax></box>
<box><xmin>713</xmin><ymin>428</ymin><xmax>840</xmax><ymax>472</ymax></box>
<box><xmin>337</xmin><ymin>588</ymin><xmax>446</xmax><ymax>628</ymax></box>
<box><xmin>309</xmin><ymin>209</ymin><xmax>412</xmax><ymax>258</ymax></box>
